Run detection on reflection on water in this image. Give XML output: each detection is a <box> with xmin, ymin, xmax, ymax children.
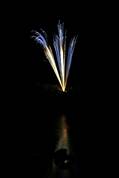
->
<box><xmin>31</xmin><ymin>90</ymin><xmax>80</xmax><ymax>178</ymax></box>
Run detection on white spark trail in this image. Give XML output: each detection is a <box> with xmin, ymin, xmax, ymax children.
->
<box><xmin>32</xmin><ymin>22</ymin><xmax>77</xmax><ymax>92</ymax></box>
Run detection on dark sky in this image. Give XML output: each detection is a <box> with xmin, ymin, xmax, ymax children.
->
<box><xmin>4</xmin><ymin>1</ymin><xmax>111</xmax><ymax>177</ymax></box>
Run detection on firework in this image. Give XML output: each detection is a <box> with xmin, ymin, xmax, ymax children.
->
<box><xmin>32</xmin><ymin>21</ymin><xmax>77</xmax><ymax>92</ymax></box>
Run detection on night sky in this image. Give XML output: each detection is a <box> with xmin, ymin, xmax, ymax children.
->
<box><xmin>4</xmin><ymin>1</ymin><xmax>111</xmax><ymax>177</ymax></box>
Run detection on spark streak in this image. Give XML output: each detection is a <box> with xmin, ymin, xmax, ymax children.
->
<box><xmin>32</xmin><ymin>21</ymin><xmax>77</xmax><ymax>92</ymax></box>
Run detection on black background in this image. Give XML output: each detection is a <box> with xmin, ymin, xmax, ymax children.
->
<box><xmin>3</xmin><ymin>1</ymin><xmax>112</xmax><ymax>177</ymax></box>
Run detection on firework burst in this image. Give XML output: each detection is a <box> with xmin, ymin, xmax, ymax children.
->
<box><xmin>32</xmin><ymin>21</ymin><xmax>77</xmax><ymax>92</ymax></box>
